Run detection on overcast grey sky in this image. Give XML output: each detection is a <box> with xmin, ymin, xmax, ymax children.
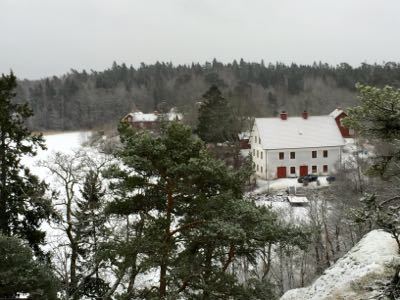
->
<box><xmin>1</xmin><ymin>0</ymin><xmax>399</xmax><ymax>79</ymax></box>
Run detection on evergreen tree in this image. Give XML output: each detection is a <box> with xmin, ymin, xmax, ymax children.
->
<box><xmin>345</xmin><ymin>84</ymin><xmax>400</xmax><ymax>247</ymax></box>
<box><xmin>196</xmin><ymin>85</ymin><xmax>237</xmax><ymax>143</ymax></box>
<box><xmin>0</xmin><ymin>235</ymin><xmax>58</xmax><ymax>299</ymax></box>
<box><xmin>345</xmin><ymin>84</ymin><xmax>400</xmax><ymax>296</ymax></box>
<box><xmin>0</xmin><ymin>72</ymin><xmax>53</xmax><ymax>253</ymax></box>
<box><xmin>76</xmin><ymin>170</ymin><xmax>109</xmax><ymax>299</ymax></box>
<box><xmin>344</xmin><ymin>84</ymin><xmax>400</xmax><ymax>177</ymax></box>
<box><xmin>267</xmin><ymin>91</ymin><xmax>279</xmax><ymax>117</ymax></box>
<box><xmin>106</xmin><ymin>121</ymin><xmax>302</xmax><ymax>299</ymax></box>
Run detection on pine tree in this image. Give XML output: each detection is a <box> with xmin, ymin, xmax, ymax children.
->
<box><xmin>0</xmin><ymin>72</ymin><xmax>53</xmax><ymax>253</ymax></box>
<box><xmin>106</xmin><ymin>121</ymin><xmax>299</xmax><ymax>299</ymax></box>
<box><xmin>76</xmin><ymin>170</ymin><xmax>109</xmax><ymax>299</ymax></box>
<box><xmin>346</xmin><ymin>84</ymin><xmax>400</xmax><ymax>249</ymax></box>
<box><xmin>0</xmin><ymin>235</ymin><xmax>58</xmax><ymax>299</ymax></box>
<box><xmin>196</xmin><ymin>85</ymin><xmax>237</xmax><ymax>144</ymax></box>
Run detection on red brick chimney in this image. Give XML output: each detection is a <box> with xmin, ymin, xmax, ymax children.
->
<box><xmin>280</xmin><ymin>111</ymin><xmax>288</xmax><ymax>120</ymax></box>
<box><xmin>302</xmin><ymin>110</ymin><xmax>308</xmax><ymax>119</ymax></box>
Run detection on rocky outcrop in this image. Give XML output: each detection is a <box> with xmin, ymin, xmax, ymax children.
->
<box><xmin>281</xmin><ymin>230</ymin><xmax>400</xmax><ymax>300</ymax></box>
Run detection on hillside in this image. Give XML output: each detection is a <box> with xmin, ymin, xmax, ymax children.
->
<box><xmin>14</xmin><ymin>60</ymin><xmax>400</xmax><ymax>131</ymax></box>
<box><xmin>281</xmin><ymin>230</ymin><xmax>400</xmax><ymax>300</ymax></box>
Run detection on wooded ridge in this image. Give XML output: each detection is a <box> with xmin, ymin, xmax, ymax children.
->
<box><xmin>14</xmin><ymin>60</ymin><xmax>400</xmax><ymax>130</ymax></box>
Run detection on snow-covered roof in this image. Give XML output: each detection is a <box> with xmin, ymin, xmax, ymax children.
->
<box><xmin>166</xmin><ymin>112</ymin><xmax>183</xmax><ymax>121</ymax></box>
<box><xmin>329</xmin><ymin>108</ymin><xmax>345</xmax><ymax>119</ymax></box>
<box><xmin>238</xmin><ymin>132</ymin><xmax>250</xmax><ymax>140</ymax></box>
<box><xmin>287</xmin><ymin>195</ymin><xmax>309</xmax><ymax>204</ymax></box>
<box><xmin>254</xmin><ymin>116</ymin><xmax>345</xmax><ymax>150</ymax></box>
<box><xmin>126</xmin><ymin>111</ymin><xmax>183</xmax><ymax>122</ymax></box>
<box><xmin>127</xmin><ymin>112</ymin><xmax>158</xmax><ymax>122</ymax></box>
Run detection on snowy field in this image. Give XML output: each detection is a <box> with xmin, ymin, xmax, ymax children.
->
<box><xmin>22</xmin><ymin>131</ymin><xmax>92</xmax><ymax>179</ymax></box>
<box><xmin>22</xmin><ymin>131</ymin><xmax>93</xmax><ymax>250</ymax></box>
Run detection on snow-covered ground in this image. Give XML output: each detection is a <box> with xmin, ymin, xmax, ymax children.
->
<box><xmin>249</xmin><ymin>193</ymin><xmax>310</xmax><ymax>223</ymax></box>
<box><xmin>281</xmin><ymin>230</ymin><xmax>400</xmax><ymax>300</ymax></box>
<box><xmin>21</xmin><ymin>132</ymin><xmax>93</xmax><ymax>251</ymax></box>
<box><xmin>254</xmin><ymin>177</ymin><xmax>330</xmax><ymax>194</ymax></box>
<box><xmin>23</xmin><ymin>131</ymin><xmax>161</xmax><ymax>292</ymax></box>
<box><xmin>22</xmin><ymin>131</ymin><xmax>92</xmax><ymax>179</ymax></box>
<box><xmin>342</xmin><ymin>137</ymin><xmax>374</xmax><ymax>162</ymax></box>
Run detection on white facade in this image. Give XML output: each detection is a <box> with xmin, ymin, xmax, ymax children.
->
<box><xmin>251</xmin><ymin>113</ymin><xmax>345</xmax><ymax>179</ymax></box>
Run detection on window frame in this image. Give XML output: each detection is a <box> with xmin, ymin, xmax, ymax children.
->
<box><xmin>312</xmin><ymin>165</ymin><xmax>317</xmax><ymax>173</ymax></box>
<box><xmin>323</xmin><ymin>150</ymin><xmax>328</xmax><ymax>158</ymax></box>
<box><xmin>279</xmin><ymin>152</ymin><xmax>284</xmax><ymax>160</ymax></box>
<box><xmin>290</xmin><ymin>166</ymin><xmax>296</xmax><ymax>174</ymax></box>
<box><xmin>312</xmin><ymin>151</ymin><xmax>317</xmax><ymax>158</ymax></box>
<box><xmin>323</xmin><ymin>165</ymin><xmax>328</xmax><ymax>173</ymax></box>
<box><xmin>290</xmin><ymin>152</ymin><xmax>295</xmax><ymax>159</ymax></box>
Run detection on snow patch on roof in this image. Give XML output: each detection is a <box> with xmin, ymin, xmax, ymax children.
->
<box><xmin>127</xmin><ymin>111</ymin><xmax>183</xmax><ymax>122</ymax></box>
<box><xmin>238</xmin><ymin>131</ymin><xmax>250</xmax><ymax>140</ymax></box>
<box><xmin>255</xmin><ymin>116</ymin><xmax>345</xmax><ymax>150</ymax></box>
<box><xmin>127</xmin><ymin>112</ymin><xmax>158</xmax><ymax>122</ymax></box>
<box><xmin>329</xmin><ymin>108</ymin><xmax>345</xmax><ymax>119</ymax></box>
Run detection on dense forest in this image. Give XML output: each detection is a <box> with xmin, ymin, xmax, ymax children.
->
<box><xmin>15</xmin><ymin>60</ymin><xmax>400</xmax><ymax>130</ymax></box>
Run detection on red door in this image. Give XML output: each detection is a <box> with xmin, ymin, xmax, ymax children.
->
<box><xmin>277</xmin><ymin>167</ymin><xmax>287</xmax><ymax>178</ymax></box>
<box><xmin>300</xmin><ymin>165</ymin><xmax>308</xmax><ymax>176</ymax></box>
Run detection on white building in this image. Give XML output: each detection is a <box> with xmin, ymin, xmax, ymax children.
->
<box><xmin>122</xmin><ymin>108</ymin><xmax>183</xmax><ymax>130</ymax></box>
<box><xmin>251</xmin><ymin>111</ymin><xmax>345</xmax><ymax>179</ymax></box>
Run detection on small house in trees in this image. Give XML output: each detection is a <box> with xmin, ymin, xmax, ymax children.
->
<box><xmin>238</xmin><ymin>132</ymin><xmax>251</xmax><ymax>149</ymax></box>
<box><xmin>251</xmin><ymin>111</ymin><xmax>345</xmax><ymax>179</ymax></box>
<box><xmin>122</xmin><ymin>108</ymin><xmax>182</xmax><ymax>130</ymax></box>
<box><xmin>329</xmin><ymin>108</ymin><xmax>354</xmax><ymax>138</ymax></box>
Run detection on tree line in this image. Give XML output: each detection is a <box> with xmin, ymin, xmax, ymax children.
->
<box><xmin>3</xmin><ymin>69</ymin><xmax>400</xmax><ymax>299</ymax></box>
<box><xmin>15</xmin><ymin>60</ymin><xmax>400</xmax><ymax>131</ymax></box>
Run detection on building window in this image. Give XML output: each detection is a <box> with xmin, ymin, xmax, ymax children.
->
<box><xmin>312</xmin><ymin>151</ymin><xmax>317</xmax><ymax>158</ymax></box>
<box><xmin>312</xmin><ymin>165</ymin><xmax>317</xmax><ymax>173</ymax></box>
<box><xmin>257</xmin><ymin>164</ymin><xmax>259</xmax><ymax>172</ymax></box>
<box><xmin>290</xmin><ymin>152</ymin><xmax>295</xmax><ymax>159</ymax></box>
<box><xmin>257</xmin><ymin>150</ymin><xmax>259</xmax><ymax>158</ymax></box>
<box><xmin>323</xmin><ymin>150</ymin><xmax>328</xmax><ymax>158</ymax></box>
<box><xmin>323</xmin><ymin>165</ymin><xmax>328</xmax><ymax>173</ymax></box>
<box><xmin>261</xmin><ymin>166</ymin><xmax>263</xmax><ymax>173</ymax></box>
<box><xmin>253</xmin><ymin>149</ymin><xmax>255</xmax><ymax>156</ymax></box>
<box><xmin>290</xmin><ymin>166</ymin><xmax>296</xmax><ymax>174</ymax></box>
<box><xmin>259</xmin><ymin>137</ymin><xmax>261</xmax><ymax>144</ymax></box>
<box><xmin>260</xmin><ymin>152</ymin><xmax>263</xmax><ymax>159</ymax></box>
<box><xmin>279</xmin><ymin>152</ymin><xmax>284</xmax><ymax>160</ymax></box>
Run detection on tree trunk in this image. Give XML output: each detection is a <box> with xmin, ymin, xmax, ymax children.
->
<box><xmin>202</xmin><ymin>244</ymin><xmax>213</xmax><ymax>300</ymax></box>
<box><xmin>0</xmin><ymin>131</ymin><xmax>9</xmax><ymax>236</ymax></box>
<box><xmin>159</xmin><ymin>183</ymin><xmax>174</xmax><ymax>299</ymax></box>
